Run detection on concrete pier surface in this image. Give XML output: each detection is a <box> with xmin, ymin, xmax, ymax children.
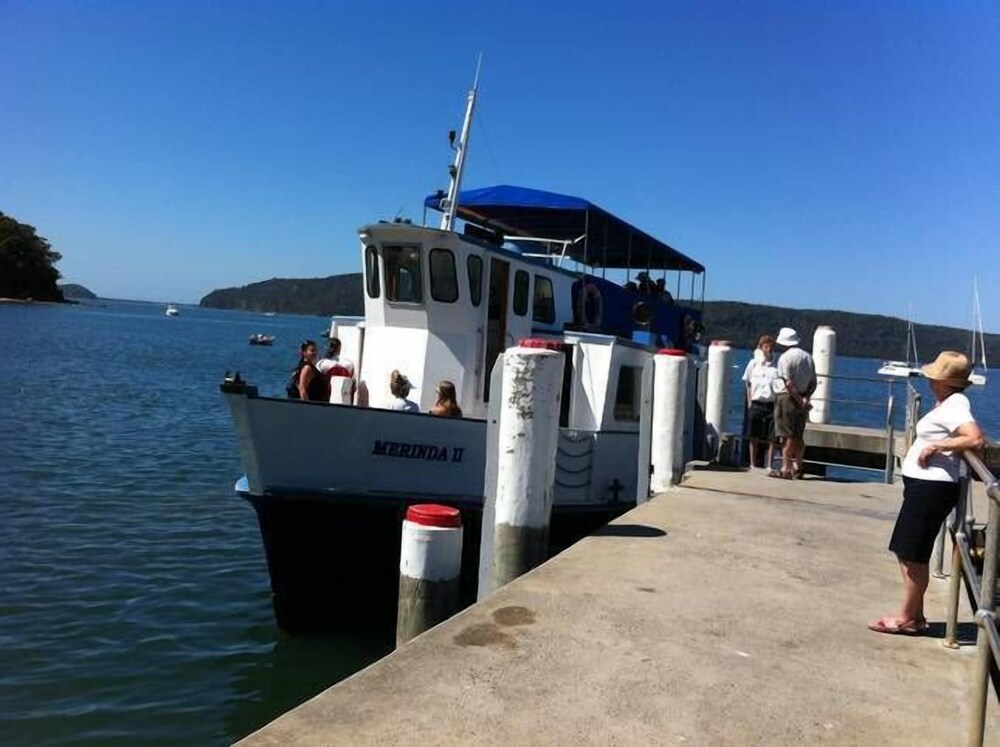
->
<box><xmin>240</xmin><ymin>470</ymin><xmax>997</xmax><ymax>745</ymax></box>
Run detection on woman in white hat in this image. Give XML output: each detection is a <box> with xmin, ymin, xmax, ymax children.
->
<box><xmin>869</xmin><ymin>351</ymin><xmax>985</xmax><ymax>635</ymax></box>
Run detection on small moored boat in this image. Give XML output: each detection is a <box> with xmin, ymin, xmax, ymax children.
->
<box><xmin>249</xmin><ymin>333</ymin><xmax>275</xmax><ymax>346</ymax></box>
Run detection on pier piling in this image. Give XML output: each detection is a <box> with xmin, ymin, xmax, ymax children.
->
<box><xmin>705</xmin><ymin>340</ymin><xmax>732</xmax><ymax>458</ymax></box>
<box><xmin>810</xmin><ymin>325</ymin><xmax>836</xmax><ymax>424</ymax></box>
<box><xmin>491</xmin><ymin>342</ymin><xmax>565</xmax><ymax>590</ymax></box>
<box><xmin>396</xmin><ymin>504</ymin><xmax>463</xmax><ymax>647</ymax></box>
<box><xmin>650</xmin><ymin>349</ymin><xmax>688</xmax><ymax>491</ymax></box>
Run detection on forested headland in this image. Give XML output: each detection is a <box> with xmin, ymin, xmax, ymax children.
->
<box><xmin>200</xmin><ymin>274</ymin><xmax>363</xmax><ymax>317</ymax></box>
<box><xmin>0</xmin><ymin>212</ymin><xmax>65</xmax><ymax>302</ymax></box>
<box><xmin>199</xmin><ymin>274</ymin><xmax>996</xmax><ymax>362</ymax></box>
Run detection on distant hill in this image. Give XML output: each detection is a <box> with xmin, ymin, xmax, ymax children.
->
<box><xmin>58</xmin><ymin>283</ymin><xmax>97</xmax><ymax>300</ymax></box>
<box><xmin>701</xmin><ymin>301</ymin><xmax>997</xmax><ymax>362</ymax></box>
<box><xmin>199</xmin><ymin>274</ymin><xmax>363</xmax><ymax>316</ymax></box>
<box><xmin>199</xmin><ymin>274</ymin><xmax>995</xmax><ymax>363</ymax></box>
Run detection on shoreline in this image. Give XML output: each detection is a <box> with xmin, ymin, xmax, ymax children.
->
<box><xmin>0</xmin><ymin>297</ymin><xmax>75</xmax><ymax>306</ymax></box>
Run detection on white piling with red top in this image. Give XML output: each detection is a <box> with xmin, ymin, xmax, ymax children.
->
<box><xmin>396</xmin><ymin>504</ymin><xmax>463</xmax><ymax>647</ymax></box>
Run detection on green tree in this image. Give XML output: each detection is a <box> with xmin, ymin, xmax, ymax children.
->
<box><xmin>0</xmin><ymin>212</ymin><xmax>65</xmax><ymax>301</ymax></box>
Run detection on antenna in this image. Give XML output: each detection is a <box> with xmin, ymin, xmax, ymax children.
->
<box><xmin>439</xmin><ymin>53</ymin><xmax>483</xmax><ymax>233</ymax></box>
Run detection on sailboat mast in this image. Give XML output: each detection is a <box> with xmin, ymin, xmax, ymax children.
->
<box><xmin>973</xmin><ymin>276</ymin><xmax>987</xmax><ymax>368</ymax></box>
<box><xmin>439</xmin><ymin>56</ymin><xmax>482</xmax><ymax>233</ymax></box>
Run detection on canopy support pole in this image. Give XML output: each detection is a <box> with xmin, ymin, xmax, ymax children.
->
<box><xmin>626</xmin><ymin>235</ymin><xmax>633</xmax><ymax>282</ymax></box>
<box><xmin>602</xmin><ymin>217</ymin><xmax>608</xmax><ymax>279</ymax></box>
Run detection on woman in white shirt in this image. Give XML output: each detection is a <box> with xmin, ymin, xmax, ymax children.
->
<box><xmin>742</xmin><ymin>334</ymin><xmax>778</xmax><ymax>471</ymax></box>
<box><xmin>869</xmin><ymin>351</ymin><xmax>985</xmax><ymax>636</ymax></box>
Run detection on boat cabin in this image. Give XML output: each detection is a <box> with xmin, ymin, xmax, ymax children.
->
<box><xmin>345</xmin><ymin>185</ymin><xmax>705</xmax><ymax>422</ymax></box>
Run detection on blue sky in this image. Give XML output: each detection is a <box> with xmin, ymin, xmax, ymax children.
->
<box><xmin>3</xmin><ymin>0</ymin><xmax>998</xmax><ymax>329</ymax></box>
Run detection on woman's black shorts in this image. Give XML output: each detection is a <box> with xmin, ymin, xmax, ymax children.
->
<box><xmin>889</xmin><ymin>476</ymin><xmax>961</xmax><ymax>563</ymax></box>
<box><xmin>747</xmin><ymin>401</ymin><xmax>775</xmax><ymax>441</ymax></box>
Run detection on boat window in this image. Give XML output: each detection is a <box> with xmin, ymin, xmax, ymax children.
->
<box><xmin>384</xmin><ymin>245</ymin><xmax>423</xmax><ymax>303</ymax></box>
<box><xmin>532</xmin><ymin>275</ymin><xmax>555</xmax><ymax>324</ymax></box>
<box><xmin>513</xmin><ymin>270</ymin><xmax>530</xmax><ymax>316</ymax></box>
<box><xmin>614</xmin><ymin>365</ymin><xmax>643</xmax><ymax>422</ymax></box>
<box><xmin>467</xmin><ymin>255</ymin><xmax>483</xmax><ymax>307</ymax></box>
<box><xmin>429</xmin><ymin>249</ymin><xmax>459</xmax><ymax>303</ymax></box>
<box><xmin>364</xmin><ymin>246</ymin><xmax>380</xmax><ymax>298</ymax></box>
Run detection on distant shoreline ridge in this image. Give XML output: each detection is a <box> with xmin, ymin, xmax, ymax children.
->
<box><xmin>196</xmin><ymin>274</ymin><xmax>997</xmax><ymax>362</ymax></box>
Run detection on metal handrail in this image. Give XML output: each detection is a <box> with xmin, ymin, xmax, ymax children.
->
<box><xmin>942</xmin><ymin>451</ymin><xmax>1000</xmax><ymax>747</ymax></box>
<box><xmin>814</xmin><ymin>372</ymin><xmax>897</xmax><ymax>384</ymax></box>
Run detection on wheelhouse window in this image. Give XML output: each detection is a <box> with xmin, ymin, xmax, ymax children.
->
<box><xmin>364</xmin><ymin>246</ymin><xmax>380</xmax><ymax>298</ymax></box>
<box><xmin>467</xmin><ymin>255</ymin><xmax>483</xmax><ymax>307</ymax></box>
<box><xmin>532</xmin><ymin>275</ymin><xmax>555</xmax><ymax>324</ymax></box>
<box><xmin>429</xmin><ymin>249</ymin><xmax>458</xmax><ymax>303</ymax></box>
<box><xmin>614</xmin><ymin>366</ymin><xmax>643</xmax><ymax>422</ymax></box>
<box><xmin>384</xmin><ymin>245</ymin><xmax>422</xmax><ymax>303</ymax></box>
<box><xmin>513</xmin><ymin>270</ymin><xmax>530</xmax><ymax>316</ymax></box>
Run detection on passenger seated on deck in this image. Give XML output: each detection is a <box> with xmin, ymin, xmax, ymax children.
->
<box><xmin>317</xmin><ymin>337</ymin><xmax>356</xmax><ymax>404</ymax></box>
<box><xmin>655</xmin><ymin>278</ymin><xmax>674</xmax><ymax>305</ymax></box>
<box><xmin>389</xmin><ymin>370</ymin><xmax>419</xmax><ymax>412</ymax></box>
<box><xmin>287</xmin><ymin>340</ymin><xmax>330</xmax><ymax>402</ymax></box>
<box><xmin>624</xmin><ymin>281</ymin><xmax>639</xmax><ymax>295</ymax></box>
<box><xmin>636</xmin><ymin>272</ymin><xmax>653</xmax><ymax>296</ymax></box>
<box><xmin>430</xmin><ymin>380</ymin><xmax>462</xmax><ymax>418</ymax></box>
<box><xmin>317</xmin><ymin>337</ymin><xmax>355</xmax><ymax>378</ymax></box>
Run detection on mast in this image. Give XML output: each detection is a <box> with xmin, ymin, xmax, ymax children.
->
<box><xmin>973</xmin><ymin>276</ymin><xmax>987</xmax><ymax>369</ymax></box>
<box><xmin>439</xmin><ymin>55</ymin><xmax>482</xmax><ymax>233</ymax></box>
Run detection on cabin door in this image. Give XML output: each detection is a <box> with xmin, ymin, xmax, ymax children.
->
<box><xmin>483</xmin><ymin>258</ymin><xmax>510</xmax><ymax>401</ymax></box>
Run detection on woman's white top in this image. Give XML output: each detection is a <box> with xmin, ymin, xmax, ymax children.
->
<box><xmin>901</xmin><ymin>393</ymin><xmax>975</xmax><ymax>483</ymax></box>
<box><xmin>390</xmin><ymin>397</ymin><xmax>419</xmax><ymax>413</ymax></box>
<box><xmin>742</xmin><ymin>351</ymin><xmax>778</xmax><ymax>403</ymax></box>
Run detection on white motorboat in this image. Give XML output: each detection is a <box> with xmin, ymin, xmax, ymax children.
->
<box><xmin>220</xmin><ymin>71</ymin><xmax>708</xmax><ymax>630</ymax></box>
<box><xmin>165</xmin><ymin>304</ymin><xmax>180</xmax><ymax>317</ymax></box>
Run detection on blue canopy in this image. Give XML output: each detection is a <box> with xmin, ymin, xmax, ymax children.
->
<box><xmin>424</xmin><ymin>184</ymin><xmax>704</xmax><ymax>273</ymax></box>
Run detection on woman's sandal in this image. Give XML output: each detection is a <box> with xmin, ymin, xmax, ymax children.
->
<box><xmin>867</xmin><ymin>617</ymin><xmax>929</xmax><ymax>636</ymax></box>
<box><xmin>767</xmin><ymin>470</ymin><xmax>792</xmax><ymax>479</ymax></box>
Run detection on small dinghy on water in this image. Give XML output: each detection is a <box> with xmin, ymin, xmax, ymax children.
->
<box><xmin>165</xmin><ymin>304</ymin><xmax>180</xmax><ymax>317</ymax></box>
<box><xmin>219</xmin><ymin>63</ymin><xmax>709</xmax><ymax>631</ymax></box>
<box><xmin>248</xmin><ymin>334</ymin><xmax>275</xmax><ymax>346</ymax></box>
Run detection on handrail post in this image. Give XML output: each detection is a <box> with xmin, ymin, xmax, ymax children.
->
<box><xmin>943</xmin><ymin>478</ymin><xmax>968</xmax><ymax>648</ymax></box>
<box><xmin>883</xmin><ymin>393</ymin><xmax>895</xmax><ymax>485</ymax></box>
<box><xmin>944</xmin><ymin>536</ymin><xmax>963</xmax><ymax>649</ymax></box>
<box><xmin>932</xmin><ymin>521</ymin><xmax>947</xmax><ymax>579</ymax></box>
<box><xmin>967</xmin><ymin>484</ymin><xmax>999</xmax><ymax>747</ymax></box>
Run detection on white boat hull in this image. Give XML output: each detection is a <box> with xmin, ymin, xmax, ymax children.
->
<box><xmin>221</xmin><ymin>381</ymin><xmax>641</xmax><ymax>631</ymax></box>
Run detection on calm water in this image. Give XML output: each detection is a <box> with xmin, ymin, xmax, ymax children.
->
<box><xmin>0</xmin><ymin>301</ymin><xmax>389</xmax><ymax>746</ymax></box>
<box><xmin>1</xmin><ymin>300</ymin><xmax>996</xmax><ymax>745</ymax></box>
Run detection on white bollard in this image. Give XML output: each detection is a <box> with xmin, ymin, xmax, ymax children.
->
<box><xmin>492</xmin><ymin>341</ymin><xmax>565</xmax><ymax>589</ymax></box>
<box><xmin>705</xmin><ymin>340</ymin><xmax>733</xmax><ymax>459</ymax></box>
<box><xmin>810</xmin><ymin>326</ymin><xmax>836</xmax><ymax>424</ymax></box>
<box><xmin>651</xmin><ymin>349</ymin><xmax>689</xmax><ymax>491</ymax></box>
<box><xmin>396</xmin><ymin>504</ymin><xmax>463</xmax><ymax>647</ymax></box>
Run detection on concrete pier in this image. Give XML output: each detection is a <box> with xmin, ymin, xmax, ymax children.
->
<box><xmin>239</xmin><ymin>469</ymin><xmax>996</xmax><ymax>745</ymax></box>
